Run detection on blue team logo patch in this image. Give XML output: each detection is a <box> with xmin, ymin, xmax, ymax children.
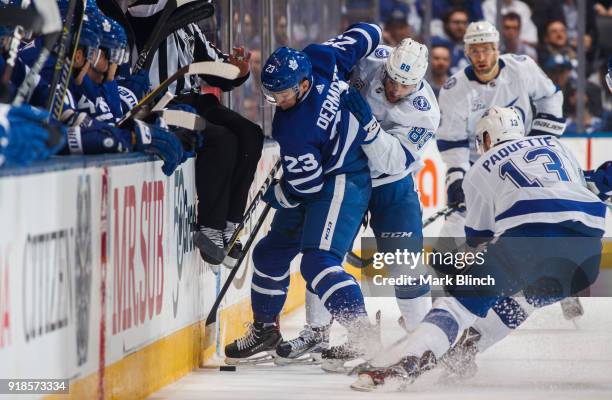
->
<box><xmin>374</xmin><ymin>48</ymin><xmax>390</xmax><ymax>59</ymax></box>
<box><xmin>443</xmin><ymin>77</ymin><xmax>457</xmax><ymax>90</ymax></box>
<box><xmin>413</xmin><ymin>96</ymin><xmax>431</xmax><ymax>111</ymax></box>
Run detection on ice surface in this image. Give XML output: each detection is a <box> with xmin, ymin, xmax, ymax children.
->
<box><xmin>149</xmin><ymin>298</ymin><xmax>612</xmax><ymax>399</ymax></box>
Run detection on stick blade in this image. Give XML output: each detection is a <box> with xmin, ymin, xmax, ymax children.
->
<box><xmin>187</xmin><ymin>62</ymin><xmax>241</xmax><ymax>80</ymax></box>
<box><xmin>160</xmin><ymin>109</ymin><xmax>206</xmax><ymax>130</ymax></box>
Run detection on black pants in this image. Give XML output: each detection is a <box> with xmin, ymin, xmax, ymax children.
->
<box><xmin>176</xmin><ymin>93</ymin><xmax>264</xmax><ymax>229</ymax></box>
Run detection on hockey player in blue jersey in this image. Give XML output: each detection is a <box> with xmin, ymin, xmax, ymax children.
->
<box><xmin>349</xmin><ymin>106</ymin><xmax>609</xmax><ymax>391</ymax></box>
<box><xmin>274</xmin><ymin>38</ymin><xmax>441</xmax><ymax>368</ymax></box>
<box><xmin>223</xmin><ymin>22</ymin><xmax>384</xmax><ymax>364</ymax></box>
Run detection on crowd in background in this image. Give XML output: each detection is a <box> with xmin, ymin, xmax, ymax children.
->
<box><xmin>209</xmin><ymin>0</ymin><xmax>611</xmax><ymax>135</ymax></box>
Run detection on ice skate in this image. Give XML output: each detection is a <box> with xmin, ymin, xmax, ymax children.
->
<box><xmin>225</xmin><ymin>322</ymin><xmax>282</xmax><ymax>365</ymax></box>
<box><xmin>274</xmin><ymin>324</ymin><xmax>330</xmax><ymax>365</ymax></box>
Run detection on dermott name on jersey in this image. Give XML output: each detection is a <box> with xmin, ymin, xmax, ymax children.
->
<box><xmin>316</xmin><ymin>68</ymin><xmax>344</xmax><ymax>130</ymax></box>
<box><xmin>481</xmin><ymin>136</ymin><xmax>556</xmax><ymax>173</ymax></box>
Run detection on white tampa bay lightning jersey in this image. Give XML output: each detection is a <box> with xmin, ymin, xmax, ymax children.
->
<box><xmin>437</xmin><ymin>54</ymin><xmax>563</xmax><ymax>174</ymax></box>
<box><xmin>463</xmin><ymin>135</ymin><xmax>607</xmax><ymax>244</ymax></box>
<box><xmin>350</xmin><ymin>45</ymin><xmax>440</xmax><ymax>187</ymax></box>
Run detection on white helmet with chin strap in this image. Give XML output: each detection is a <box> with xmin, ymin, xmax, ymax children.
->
<box><xmin>464</xmin><ymin>20</ymin><xmax>500</xmax><ymax>47</ymax></box>
<box><xmin>476</xmin><ymin>106</ymin><xmax>525</xmax><ymax>153</ymax></box>
<box><xmin>385</xmin><ymin>38</ymin><xmax>429</xmax><ymax>86</ymax></box>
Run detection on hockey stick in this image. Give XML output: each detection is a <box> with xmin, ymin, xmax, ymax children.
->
<box><xmin>205</xmin><ymin>203</ymin><xmax>274</xmax><ymax>327</ymax></box>
<box><xmin>223</xmin><ymin>159</ymin><xmax>282</xmax><ymax>256</ymax></box>
<box><xmin>117</xmin><ymin>61</ymin><xmax>239</xmax><ymax>127</ymax></box>
<box><xmin>151</xmin><ymin>91</ymin><xmax>174</xmax><ymax>112</ymax></box>
<box><xmin>345</xmin><ymin>206</ymin><xmax>460</xmax><ymax>269</ymax></box>
<box><xmin>12</xmin><ymin>1</ymin><xmax>63</xmax><ymax>106</ymax></box>
<box><xmin>204</xmin><ymin>161</ymin><xmax>282</xmax><ymax>326</ymax></box>
<box><xmin>157</xmin><ymin>109</ymin><xmax>206</xmax><ymax>130</ymax></box>
<box><xmin>45</xmin><ymin>0</ymin><xmax>86</xmax><ymax>120</ymax></box>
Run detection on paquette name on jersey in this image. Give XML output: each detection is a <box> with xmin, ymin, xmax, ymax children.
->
<box><xmin>482</xmin><ymin>136</ymin><xmax>556</xmax><ymax>172</ymax></box>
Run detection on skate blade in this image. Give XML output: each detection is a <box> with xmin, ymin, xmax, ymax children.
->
<box><xmin>225</xmin><ymin>352</ymin><xmax>275</xmax><ymax>366</ymax></box>
<box><xmin>350</xmin><ymin>374</ymin><xmax>376</xmax><ymax>392</ymax></box>
<box><xmin>350</xmin><ymin>375</ymin><xmax>410</xmax><ymax>392</ymax></box>
<box><xmin>274</xmin><ymin>352</ymin><xmax>322</xmax><ymax>366</ymax></box>
<box><xmin>321</xmin><ymin>358</ymin><xmax>357</xmax><ymax>374</ymax></box>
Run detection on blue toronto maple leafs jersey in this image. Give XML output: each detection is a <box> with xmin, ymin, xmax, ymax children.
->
<box><xmin>271</xmin><ymin>23</ymin><xmax>382</xmax><ymax>198</ymax></box>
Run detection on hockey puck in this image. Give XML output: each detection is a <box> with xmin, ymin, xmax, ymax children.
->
<box><xmin>219</xmin><ymin>365</ymin><xmax>236</xmax><ymax>372</ymax></box>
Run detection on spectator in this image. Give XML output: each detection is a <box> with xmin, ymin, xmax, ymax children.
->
<box><xmin>541</xmin><ymin>52</ymin><xmax>603</xmax><ymax>118</ymax></box>
<box><xmin>528</xmin><ymin>0</ymin><xmax>565</xmax><ymax>42</ymax></box>
<box><xmin>242</xmin><ymin>49</ymin><xmax>263</xmax><ymax>101</ymax></box>
<box><xmin>500</xmin><ymin>12</ymin><xmax>537</xmax><ymax>59</ymax></box>
<box><xmin>274</xmin><ymin>15</ymin><xmax>289</xmax><ymax>47</ymax></box>
<box><xmin>561</xmin><ymin>0</ymin><xmax>595</xmax><ymax>53</ymax></box>
<box><xmin>383</xmin><ymin>7</ymin><xmax>412</xmax><ymax>46</ymax></box>
<box><xmin>482</xmin><ymin>0</ymin><xmax>538</xmax><ymax>46</ymax></box>
<box><xmin>432</xmin><ymin>8</ymin><xmax>470</xmax><ymax>74</ymax></box>
<box><xmin>594</xmin><ymin>0</ymin><xmax>612</xmax><ymax>16</ymax></box>
<box><xmin>565</xmin><ymin>85</ymin><xmax>603</xmax><ymax>133</ymax></box>
<box><xmin>429</xmin><ymin>44</ymin><xmax>452</xmax><ymax>98</ymax></box>
<box><xmin>379</xmin><ymin>0</ymin><xmax>422</xmax><ymax>35</ymax></box>
<box><xmin>542</xmin><ymin>52</ymin><xmax>574</xmax><ymax>88</ymax></box>
<box><xmin>539</xmin><ymin>20</ymin><xmax>578</xmax><ymax>76</ymax></box>
<box><xmin>431</xmin><ymin>0</ymin><xmax>484</xmax><ymax>22</ymax></box>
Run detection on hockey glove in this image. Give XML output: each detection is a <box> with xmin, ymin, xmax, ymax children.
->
<box><xmin>0</xmin><ymin>104</ymin><xmax>66</xmax><ymax>167</ymax></box>
<box><xmin>118</xmin><ymin>68</ymin><xmax>151</xmax><ymax>100</ymax></box>
<box><xmin>132</xmin><ymin>119</ymin><xmax>184</xmax><ymax>176</ymax></box>
<box><xmin>446</xmin><ymin>167</ymin><xmax>466</xmax><ymax>211</ymax></box>
<box><xmin>341</xmin><ymin>86</ymin><xmax>381</xmax><ymax>143</ymax></box>
<box><xmin>584</xmin><ymin>161</ymin><xmax>612</xmax><ymax>201</ymax></box>
<box><xmin>262</xmin><ymin>178</ymin><xmax>300</xmax><ymax>209</ymax></box>
<box><xmin>529</xmin><ymin>113</ymin><xmax>566</xmax><ymax>137</ymax></box>
<box><xmin>64</xmin><ymin>120</ymin><xmax>131</xmax><ymax>155</ymax></box>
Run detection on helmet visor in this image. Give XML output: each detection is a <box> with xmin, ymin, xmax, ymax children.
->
<box><xmin>109</xmin><ymin>47</ymin><xmax>123</xmax><ymax>65</ymax></box>
<box><xmin>262</xmin><ymin>85</ymin><xmax>298</xmax><ymax>106</ymax></box>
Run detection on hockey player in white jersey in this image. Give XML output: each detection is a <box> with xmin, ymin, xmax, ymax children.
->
<box><xmin>437</xmin><ymin>20</ymin><xmax>565</xmax><ymax>237</ymax></box>
<box><xmin>433</xmin><ymin>19</ymin><xmax>579</xmax><ymax>365</ymax></box>
<box><xmin>275</xmin><ymin>39</ymin><xmax>440</xmax><ymax>368</ymax></box>
<box><xmin>350</xmin><ymin>106</ymin><xmax>608</xmax><ymax>391</ymax></box>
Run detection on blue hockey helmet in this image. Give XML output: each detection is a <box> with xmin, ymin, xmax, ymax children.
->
<box><xmin>79</xmin><ymin>13</ymin><xmax>101</xmax><ymax>51</ymax></box>
<box><xmin>261</xmin><ymin>46</ymin><xmax>312</xmax><ymax>105</ymax></box>
<box><xmin>97</xmin><ymin>14</ymin><xmax>125</xmax><ymax>64</ymax></box>
<box><xmin>109</xmin><ymin>18</ymin><xmax>128</xmax><ymax>65</ymax></box>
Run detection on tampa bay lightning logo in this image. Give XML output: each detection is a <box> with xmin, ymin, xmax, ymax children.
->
<box><xmin>511</xmin><ymin>54</ymin><xmax>527</xmax><ymax>62</ymax></box>
<box><xmin>374</xmin><ymin>48</ymin><xmax>390</xmax><ymax>59</ymax></box>
<box><xmin>413</xmin><ymin>96</ymin><xmax>431</xmax><ymax>111</ymax></box>
<box><xmin>443</xmin><ymin>77</ymin><xmax>457</xmax><ymax>90</ymax></box>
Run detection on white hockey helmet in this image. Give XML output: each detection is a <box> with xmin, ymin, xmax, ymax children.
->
<box><xmin>476</xmin><ymin>106</ymin><xmax>525</xmax><ymax>153</ymax></box>
<box><xmin>464</xmin><ymin>20</ymin><xmax>500</xmax><ymax>47</ymax></box>
<box><xmin>385</xmin><ymin>38</ymin><xmax>429</xmax><ymax>86</ymax></box>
